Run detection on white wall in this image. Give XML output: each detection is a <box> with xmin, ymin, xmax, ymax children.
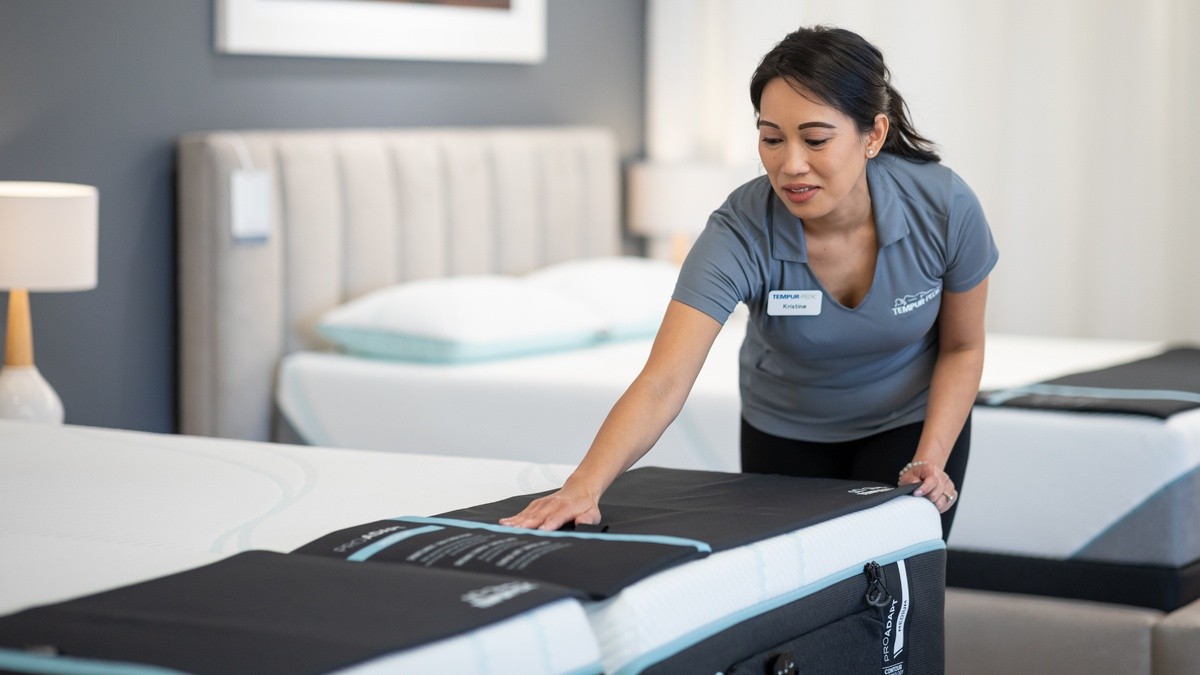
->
<box><xmin>646</xmin><ymin>0</ymin><xmax>1200</xmax><ymax>341</ymax></box>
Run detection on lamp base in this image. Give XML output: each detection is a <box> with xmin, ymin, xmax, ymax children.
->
<box><xmin>0</xmin><ymin>365</ymin><xmax>64</xmax><ymax>423</ymax></box>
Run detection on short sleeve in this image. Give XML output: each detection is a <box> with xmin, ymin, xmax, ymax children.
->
<box><xmin>671</xmin><ymin>191</ymin><xmax>765</xmax><ymax>323</ymax></box>
<box><xmin>943</xmin><ymin>173</ymin><xmax>999</xmax><ymax>293</ymax></box>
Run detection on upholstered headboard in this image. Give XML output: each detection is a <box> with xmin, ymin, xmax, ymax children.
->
<box><xmin>177</xmin><ymin>127</ymin><xmax>621</xmax><ymax>441</ymax></box>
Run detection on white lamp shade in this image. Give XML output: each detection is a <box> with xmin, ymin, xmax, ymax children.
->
<box><xmin>626</xmin><ymin>161</ymin><xmax>757</xmax><ymax>238</ymax></box>
<box><xmin>0</xmin><ymin>182</ymin><xmax>98</xmax><ymax>291</ymax></box>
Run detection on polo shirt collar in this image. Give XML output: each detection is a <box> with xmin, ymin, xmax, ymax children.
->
<box><xmin>868</xmin><ymin>156</ymin><xmax>912</xmax><ymax>247</ymax></box>
<box><xmin>769</xmin><ymin>157</ymin><xmax>911</xmax><ymax>263</ymax></box>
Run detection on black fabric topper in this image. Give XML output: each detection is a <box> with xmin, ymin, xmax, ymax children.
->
<box><xmin>439</xmin><ymin>467</ymin><xmax>920</xmax><ymax>553</ymax></box>
<box><xmin>0</xmin><ymin>551</ymin><xmax>587</xmax><ymax>675</ymax></box>
<box><xmin>976</xmin><ymin>345</ymin><xmax>1200</xmax><ymax>418</ymax></box>
<box><xmin>293</xmin><ymin>516</ymin><xmax>710</xmax><ymax>600</ymax></box>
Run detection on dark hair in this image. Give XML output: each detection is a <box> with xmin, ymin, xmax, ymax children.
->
<box><xmin>750</xmin><ymin>26</ymin><xmax>939</xmax><ymax>163</ymax></box>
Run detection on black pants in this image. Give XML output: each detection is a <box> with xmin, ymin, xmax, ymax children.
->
<box><xmin>740</xmin><ymin>415</ymin><xmax>971</xmax><ymax>540</ymax></box>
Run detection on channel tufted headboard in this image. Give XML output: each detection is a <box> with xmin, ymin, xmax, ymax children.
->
<box><xmin>177</xmin><ymin>127</ymin><xmax>621</xmax><ymax>441</ymax></box>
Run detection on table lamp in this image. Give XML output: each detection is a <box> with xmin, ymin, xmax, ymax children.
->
<box><xmin>0</xmin><ymin>182</ymin><xmax>98</xmax><ymax>423</ymax></box>
<box><xmin>626</xmin><ymin>161</ymin><xmax>757</xmax><ymax>264</ymax></box>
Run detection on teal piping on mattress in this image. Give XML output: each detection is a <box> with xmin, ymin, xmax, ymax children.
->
<box><xmin>980</xmin><ymin>384</ymin><xmax>1200</xmax><ymax>406</ymax></box>
<box><xmin>396</xmin><ymin>516</ymin><xmax>713</xmax><ymax>553</ymax></box>
<box><xmin>347</xmin><ymin>525</ymin><xmax>446</xmax><ymax>562</ymax></box>
<box><xmin>0</xmin><ymin>649</ymin><xmax>188</xmax><ymax>675</ymax></box>
<box><xmin>609</xmin><ymin>537</ymin><xmax>946</xmax><ymax>675</ymax></box>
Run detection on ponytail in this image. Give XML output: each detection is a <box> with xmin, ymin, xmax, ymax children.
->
<box><xmin>881</xmin><ymin>84</ymin><xmax>940</xmax><ymax>163</ymax></box>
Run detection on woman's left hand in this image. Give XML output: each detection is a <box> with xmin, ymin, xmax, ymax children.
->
<box><xmin>898</xmin><ymin>462</ymin><xmax>957</xmax><ymax>514</ymax></box>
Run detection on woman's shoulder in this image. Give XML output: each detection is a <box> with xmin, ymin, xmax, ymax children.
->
<box><xmin>684</xmin><ymin>174</ymin><xmax>775</xmax><ymax>272</ymax></box>
<box><xmin>875</xmin><ymin>152</ymin><xmax>954</xmax><ymax>186</ymax></box>
<box><xmin>710</xmin><ymin>174</ymin><xmax>774</xmax><ymax>232</ymax></box>
<box><xmin>874</xmin><ymin>153</ymin><xmax>978</xmax><ymax>218</ymax></box>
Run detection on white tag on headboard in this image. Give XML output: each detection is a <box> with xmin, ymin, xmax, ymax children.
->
<box><xmin>230</xmin><ymin>169</ymin><xmax>273</xmax><ymax>244</ymax></box>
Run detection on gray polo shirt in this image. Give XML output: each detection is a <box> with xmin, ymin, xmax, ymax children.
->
<box><xmin>674</xmin><ymin>153</ymin><xmax>999</xmax><ymax>442</ymax></box>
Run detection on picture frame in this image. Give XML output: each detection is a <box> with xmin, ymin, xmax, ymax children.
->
<box><xmin>216</xmin><ymin>0</ymin><xmax>546</xmax><ymax>63</ymax></box>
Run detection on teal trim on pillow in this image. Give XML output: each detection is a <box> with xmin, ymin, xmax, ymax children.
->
<box><xmin>319</xmin><ymin>325</ymin><xmax>604</xmax><ymax>363</ymax></box>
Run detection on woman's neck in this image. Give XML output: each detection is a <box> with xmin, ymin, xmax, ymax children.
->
<box><xmin>804</xmin><ymin>177</ymin><xmax>873</xmax><ymax>237</ymax></box>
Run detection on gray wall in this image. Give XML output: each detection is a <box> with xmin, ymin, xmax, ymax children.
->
<box><xmin>0</xmin><ymin>0</ymin><xmax>646</xmax><ymax>434</ymax></box>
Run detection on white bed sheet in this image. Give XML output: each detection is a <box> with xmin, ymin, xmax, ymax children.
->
<box><xmin>279</xmin><ymin>324</ymin><xmax>1200</xmax><ymax>564</ymax></box>
<box><xmin>277</xmin><ymin>309</ymin><xmax>748</xmax><ymax>472</ymax></box>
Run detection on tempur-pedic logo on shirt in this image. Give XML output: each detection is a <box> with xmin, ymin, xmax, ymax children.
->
<box><xmin>891</xmin><ymin>286</ymin><xmax>941</xmax><ymax>316</ymax></box>
<box><xmin>461</xmin><ymin>580</ymin><xmax>540</xmax><ymax>608</ymax></box>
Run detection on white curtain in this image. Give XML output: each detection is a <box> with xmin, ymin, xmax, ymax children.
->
<box><xmin>645</xmin><ymin>0</ymin><xmax>1200</xmax><ymax>342</ymax></box>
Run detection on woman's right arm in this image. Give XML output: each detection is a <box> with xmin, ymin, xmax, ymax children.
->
<box><xmin>498</xmin><ymin>299</ymin><xmax>724</xmax><ymax>530</ymax></box>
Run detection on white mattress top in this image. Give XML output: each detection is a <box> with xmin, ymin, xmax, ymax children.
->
<box><xmin>0</xmin><ymin>420</ymin><xmax>573</xmax><ymax>615</ymax></box>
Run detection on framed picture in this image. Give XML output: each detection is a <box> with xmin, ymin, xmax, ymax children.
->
<box><xmin>216</xmin><ymin>0</ymin><xmax>546</xmax><ymax>63</ymax></box>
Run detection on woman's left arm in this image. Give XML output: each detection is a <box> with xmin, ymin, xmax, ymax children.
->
<box><xmin>900</xmin><ymin>278</ymin><xmax>990</xmax><ymax>513</ymax></box>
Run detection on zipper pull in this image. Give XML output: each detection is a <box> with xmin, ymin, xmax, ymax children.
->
<box><xmin>864</xmin><ymin>561</ymin><xmax>891</xmax><ymax>608</ymax></box>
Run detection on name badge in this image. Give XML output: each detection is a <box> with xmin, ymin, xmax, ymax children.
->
<box><xmin>767</xmin><ymin>290</ymin><xmax>822</xmax><ymax>316</ymax></box>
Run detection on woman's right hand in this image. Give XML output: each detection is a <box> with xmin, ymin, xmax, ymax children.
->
<box><xmin>498</xmin><ymin>482</ymin><xmax>602</xmax><ymax>531</ymax></box>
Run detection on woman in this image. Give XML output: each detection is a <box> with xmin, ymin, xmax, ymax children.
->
<box><xmin>501</xmin><ymin>25</ymin><xmax>997</xmax><ymax>539</ymax></box>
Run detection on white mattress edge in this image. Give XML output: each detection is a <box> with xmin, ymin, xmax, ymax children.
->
<box><xmin>339</xmin><ymin>597</ymin><xmax>601</xmax><ymax>675</ymax></box>
<box><xmin>586</xmin><ymin>496</ymin><xmax>942</xmax><ymax>673</ymax></box>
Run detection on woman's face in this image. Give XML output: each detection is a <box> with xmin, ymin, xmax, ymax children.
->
<box><xmin>757</xmin><ymin>77</ymin><xmax>881</xmax><ymax>226</ymax></box>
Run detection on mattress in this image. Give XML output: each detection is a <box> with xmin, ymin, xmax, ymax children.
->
<box><xmin>962</xmin><ymin>336</ymin><xmax>1200</xmax><ymax>563</ymax></box>
<box><xmin>954</xmin><ymin>337</ymin><xmax>1200</xmax><ymax>610</ymax></box>
<box><xmin>588</xmin><ymin>506</ymin><xmax>943</xmax><ymax>674</ymax></box>
<box><xmin>439</xmin><ymin>467</ymin><xmax>947</xmax><ymax>674</ymax></box>
<box><xmin>0</xmin><ymin>423</ymin><xmax>945</xmax><ymax>674</ymax></box>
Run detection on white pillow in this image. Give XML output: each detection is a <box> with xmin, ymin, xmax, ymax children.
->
<box><xmin>318</xmin><ymin>275</ymin><xmax>608</xmax><ymax>363</ymax></box>
<box><xmin>524</xmin><ymin>257</ymin><xmax>679</xmax><ymax>340</ymax></box>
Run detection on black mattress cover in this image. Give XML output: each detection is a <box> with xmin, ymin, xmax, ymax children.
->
<box><xmin>0</xmin><ymin>551</ymin><xmax>589</xmax><ymax>675</ymax></box>
<box><xmin>441</xmin><ymin>466</ymin><xmax>920</xmax><ymax>551</ymax></box>
<box><xmin>977</xmin><ymin>345</ymin><xmax>1200</xmax><ymax>418</ymax></box>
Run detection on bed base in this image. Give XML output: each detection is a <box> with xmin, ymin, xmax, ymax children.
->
<box><xmin>948</xmin><ymin>550</ymin><xmax>1200</xmax><ymax>612</ymax></box>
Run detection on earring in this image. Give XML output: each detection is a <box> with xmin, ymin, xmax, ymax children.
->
<box><xmin>867</xmin><ymin>149</ymin><xmax>875</xmax><ymax>157</ymax></box>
